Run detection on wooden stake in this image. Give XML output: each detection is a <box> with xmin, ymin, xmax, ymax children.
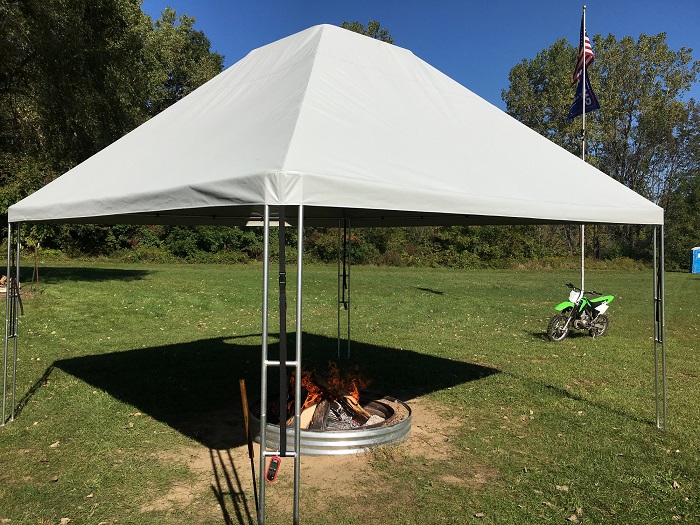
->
<box><xmin>239</xmin><ymin>379</ymin><xmax>259</xmax><ymax>513</ymax></box>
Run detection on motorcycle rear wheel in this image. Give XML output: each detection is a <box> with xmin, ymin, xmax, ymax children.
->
<box><xmin>589</xmin><ymin>314</ymin><xmax>609</xmax><ymax>338</ymax></box>
<box><xmin>547</xmin><ymin>313</ymin><xmax>570</xmax><ymax>342</ymax></box>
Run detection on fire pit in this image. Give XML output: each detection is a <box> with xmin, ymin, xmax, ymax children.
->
<box><xmin>251</xmin><ymin>392</ymin><xmax>411</xmax><ymax>456</ymax></box>
<box><xmin>251</xmin><ymin>365</ymin><xmax>411</xmax><ymax>455</ymax></box>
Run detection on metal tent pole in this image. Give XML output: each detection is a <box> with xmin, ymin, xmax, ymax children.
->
<box><xmin>11</xmin><ymin>223</ymin><xmax>20</xmax><ymax>420</ymax></box>
<box><xmin>278</xmin><ymin>206</ymin><xmax>288</xmax><ymax>456</ymax></box>
<box><xmin>258</xmin><ymin>205</ymin><xmax>270</xmax><ymax>525</ymax></box>
<box><xmin>2</xmin><ymin>222</ymin><xmax>11</xmax><ymax>425</ymax></box>
<box><xmin>2</xmin><ymin>221</ymin><xmax>21</xmax><ymax>425</ymax></box>
<box><xmin>653</xmin><ymin>226</ymin><xmax>667</xmax><ymax>430</ymax></box>
<box><xmin>293</xmin><ymin>204</ymin><xmax>304</xmax><ymax>525</ymax></box>
<box><xmin>660</xmin><ymin>225</ymin><xmax>667</xmax><ymax>430</ymax></box>
<box><xmin>258</xmin><ymin>206</ymin><xmax>303</xmax><ymax>524</ymax></box>
<box><xmin>653</xmin><ymin>227</ymin><xmax>659</xmax><ymax>427</ymax></box>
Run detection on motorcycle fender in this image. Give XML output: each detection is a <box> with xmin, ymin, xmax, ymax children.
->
<box><xmin>554</xmin><ymin>301</ymin><xmax>574</xmax><ymax>311</ymax></box>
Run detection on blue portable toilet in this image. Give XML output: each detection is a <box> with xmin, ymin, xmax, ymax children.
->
<box><xmin>693</xmin><ymin>247</ymin><xmax>700</xmax><ymax>273</ymax></box>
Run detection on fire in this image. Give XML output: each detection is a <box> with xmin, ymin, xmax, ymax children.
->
<box><xmin>288</xmin><ymin>362</ymin><xmax>371</xmax><ymax>414</ymax></box>
<box><xmin>325</xmin><ymin>361</ymin><xmax>369</xmax><ymax>403</ymax></box>
<box><xmin>299</xmin><ymin>371</ymin><xmax>323</xmax><ymax>411</ymax></box>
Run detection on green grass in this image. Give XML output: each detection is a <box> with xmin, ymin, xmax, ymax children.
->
<box><xmin>1</xmin><ymin>261</ymin><xmax>699</xmax><ymax>524</ymax></box>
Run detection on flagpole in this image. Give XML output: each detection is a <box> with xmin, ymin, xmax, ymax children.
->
<box><xmin>580</xmin><ymin>5</ymin><xmax>587</xmax><ymax>292</ymax></box>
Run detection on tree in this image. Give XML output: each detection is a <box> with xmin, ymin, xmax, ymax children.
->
<box><xmin>591</xmin><ymin>34</ymin><xmax>699</xmax><ymax>202</ymax></box>
<box><xmin>0</xmin><ymin>3</ymin><xmax>223</xmax><ymax>199</ymax></box>
<box><xmin>142</xmin><ymin>7</ymin><xmax>224</xmax><ymax>117</ymax></box>
<box><xmin>340</xmin><ymin>20</ymin><xmax>394</xmax><ymax>43</ymax></box>
<box><xmin>663</xmin><ymin>101</ymin><xmax>700</xmax><ymax>269</ymax></box>
<box><xmin>3</xmin><ymin>1</ymin><xmax>149</xmax><ymax>167</ymax></box>
<box><xmin>0</xmin><ymin>2</ymin><xmax>224</xmax><ymax>255</ymax></box>
<box><xmin>502</xmin><ymin>39</ymin><xmax>580</xmax><ymax>153</ymax></box>
<box><xmin>503</xmin><ymin>32</ymin><xmax>700</xmax><ymax>264</ymax></box>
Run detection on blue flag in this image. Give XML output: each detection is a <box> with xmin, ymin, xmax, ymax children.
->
<box><xmin>567</xmin><ymin>70</ymin><xmax>599</xmax><ymax>120</ymax></box>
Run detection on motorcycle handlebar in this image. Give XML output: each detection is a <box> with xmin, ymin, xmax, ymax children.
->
<box><xmin>564</xmin><ymin>283</ymin><xmax>602</xmax><ymax>296</ymax></box>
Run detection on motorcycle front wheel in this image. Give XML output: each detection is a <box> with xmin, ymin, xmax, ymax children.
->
<box><xmin>547</xmin><ymin>313</ymin><xmax>570</xmax><ymax>342</ymax></box>
<box><xmin>589</xmin><ymin>314</ymin><xmax>609</xmax><ymax>338</ymax></box>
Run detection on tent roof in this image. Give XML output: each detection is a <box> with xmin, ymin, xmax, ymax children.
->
<box><xmin>8</xmin><ymin>24</ymin><xmax>663</xmax><ymax>227</ymax></box>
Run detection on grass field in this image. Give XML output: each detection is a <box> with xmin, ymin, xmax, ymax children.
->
<box><xmin>0</xmin><ymin>260</ymin><xmax>698</xmax><ymax>524</ymax></box>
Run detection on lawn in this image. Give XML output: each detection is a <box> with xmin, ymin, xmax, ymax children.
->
<box><xmin>0</xmin><ymin>260</ymin><xmax>698</xmax><ymax>524</ymax></box>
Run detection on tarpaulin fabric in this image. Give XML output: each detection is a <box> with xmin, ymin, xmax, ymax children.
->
<box><xmin>8</xmin><ymin>24</ymin><xmax>663</xmax><ymax>227</ymax></box>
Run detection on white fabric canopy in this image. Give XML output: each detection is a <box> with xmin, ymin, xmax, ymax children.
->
<box><xmin>8</xmin><ymin>24</ymin><xmax>663</xmax><ymax>226</ymax></box>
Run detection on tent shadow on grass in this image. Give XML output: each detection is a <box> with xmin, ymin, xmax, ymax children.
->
<box><xmin>51</xmin><ymin>332</ymin><xmax>498</xmax><ymax>449</ymax></box>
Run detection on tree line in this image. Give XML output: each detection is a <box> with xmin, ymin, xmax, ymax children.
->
<box><xmin>503</xmin><ymin>32</ymin><xmax>700</xmax><ymax>269</ymax></box>
<box><xmin>0</xmin><ymin>6</ymin><xmax>698</xmax><ymax>269</ymax></box>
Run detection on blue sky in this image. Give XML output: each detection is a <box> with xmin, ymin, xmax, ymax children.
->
<box><xmin>140</xmin><ymin>0</ymin><xmax>700</xmax><ymax>110</ymax></box>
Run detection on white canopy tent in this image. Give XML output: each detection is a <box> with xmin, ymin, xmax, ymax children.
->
<box><xmin>3</xmin><ymin>24</ymin><xmax>666</xmax><ymax>524</ymax></box>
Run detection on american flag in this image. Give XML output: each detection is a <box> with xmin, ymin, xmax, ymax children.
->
<box><xmin>572</xmin><ymin>14</ymin><xmax>594</xmax><ymax>84</ymax></box>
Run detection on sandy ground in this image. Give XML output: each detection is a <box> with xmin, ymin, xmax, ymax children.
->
<box><xmin>140</xmin><ymin>396</ymin><xmax>494</xmax><ymax>522</ymax></box>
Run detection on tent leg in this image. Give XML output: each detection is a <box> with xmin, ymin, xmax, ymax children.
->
<box><xmin>2</xmin><ymin>223</ymin><xmax>11</xmax><ymax>425</ymax></box>
<box><xmin>293</xmin><ymin>205</ymin><xmax>304</xmax><ymax>525</ymax></box>
<box><xmin>11</xmin><ymin>223</ymin><xmax>20</xmax><ymax>421</ymax></box>
<box><xmin>258</xmin><ymin>205</ymin><xmax>270</xmax><ymax>525</ymax></box>
<box><xmin>2</xmin><ymin>222</ymin><xmax>21</xmax><ymax>425</ymax></box>
<box><xmin>653</xmin><ymin>226</ymin><xmax>667</xmax><ymax>430</ymax></box>
<box><xmin>278</xmin><ymin>206</ymin><xmax>287</xmax><ymax>456</ymax></box>
<box><xmin>257</xmin><ymin>206</ymin><xmax>303</xmax><ymax>524</ymax></box>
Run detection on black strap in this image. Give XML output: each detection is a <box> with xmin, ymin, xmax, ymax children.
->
<box><xmin>341</xmin><ymin>221</ymin><xmax>348</xmax><ymax>307</ymax></box>
<box><xmin>278</xmin><ymin>206</ymin><xmax>287</xmax><ymax>455</ymax></box>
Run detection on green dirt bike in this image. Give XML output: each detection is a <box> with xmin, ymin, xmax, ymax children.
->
<box><xmin>547</xmin><ymin>283</ymin><xmax>614</xmax><ymax>342</ymax></box>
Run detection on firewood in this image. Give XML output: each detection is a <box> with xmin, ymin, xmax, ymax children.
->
<box><xmin>308</xmin><ymin>399</ymin><xmax>330</xmax><ymax>430</ymax></box>
<box><xmin>311</xmin><ymin>373</ymin><xmax>372</xmax><ymax>423</ymax></box>
<box><xmin>338</xmin><ymin>395</ymin><xmax>371</xmax><ymax>424</ymax></box>
<box><xmin>299</xmin><ymin>403</ymin><xmax>318</xmax><ymax>429</ymax></box>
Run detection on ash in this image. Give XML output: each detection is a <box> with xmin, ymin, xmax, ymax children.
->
<box><xmin>326</xmin><ymin>401</ymin><xmax>361</xmax><ymax>430</ymax></box>
<box><xmin>324</xmin><ymin>401</ymin><xmax>386</xmax><ymax>430</ymax></box>
<box><xmin>365</xmin><ymin>414</ymin><xmax>385</xmax><ymax>426</ymax></box>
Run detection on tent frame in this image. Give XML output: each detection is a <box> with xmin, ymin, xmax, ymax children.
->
<box><xmin>1</xmin><ymin>218</ymin><xmax>668</xmax><ymax>525</ymax></box>
<box><xmin>0</xmin><ymin>220</ymin><xmax>668</xmax><ymax>525</ymax></box>
<box><xmin>2</xmin><ymin>222</ymin><xmax>21</xmax><ymax>425</ymax></box>
<box><xmin>257</xmin><ymin>205</ymin><xmax>304</xmax><ymax>524</ymax></box>
<box><xmin>653</xmin><ymin>226</ymin><xmax>667</xmax><ymax>430</ymax></box>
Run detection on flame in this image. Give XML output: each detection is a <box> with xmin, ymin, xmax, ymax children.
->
<box><xmin>288</xmin><ymin>362</ymin><xmax>371</xmax><ymax>414</ymax></box>
<box><xmin>300</xmin><ymin>371</ymin><xmax>323</xmax><ymax>410</ymax></box>
<box><xmin>325</xmin><ymin>362</ymin><xmax>370</xmax><ymax>403</ymax></box>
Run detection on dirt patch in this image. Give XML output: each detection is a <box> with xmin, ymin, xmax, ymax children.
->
<box><xmin>140</xmin><ymin>483</ymin><xmax>197</xmax><ymax>513</ymax></box>
<box><xmin>440</xmin><ymin>466</ymin><xmax>498</xmax><ymax>489</ymax></box>
<box><xmin>141</xmin><ymin>396</ymin><xmax>495</xmax><ymax>520</ymax></box>
<box><xmin>406</xmin><ymin>397</ymin><xmax>462</xmax><ymax>461</ymax></box>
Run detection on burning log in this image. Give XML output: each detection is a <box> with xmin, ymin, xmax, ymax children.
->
<box><xmin>284</xmin><ymin>363</ymin><xmax>375</xmax><ymax>429</ymax></box>
<box><xmin>299</xmin><ymin>403</ymin><xmax>318</xmax><ymax>429</ymax></box>
<box><xmin>307</xmin><ymin>400</ymin><xmax>330</xmax><ymax>430</ymax></box>
<box><xmin>311</xmin><ymin>373</ymin><xmax>371</xmax><ymax>424</ymax></box>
